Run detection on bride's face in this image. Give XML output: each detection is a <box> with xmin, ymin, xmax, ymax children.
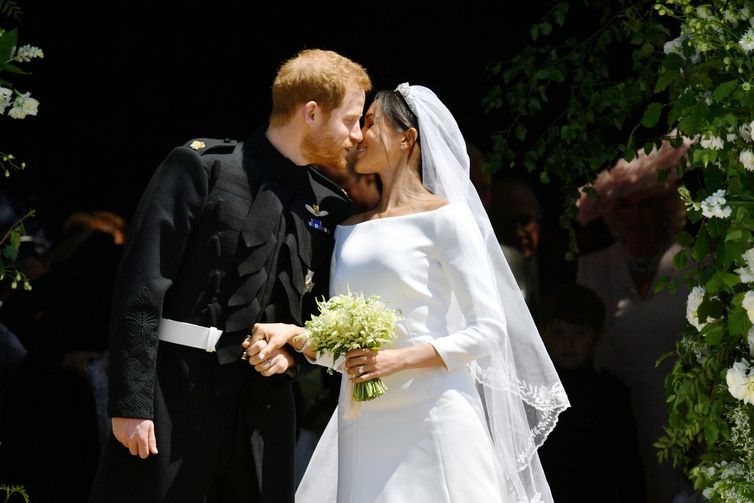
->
<box><xmin>353</xmin><ymin>101</ymin><xmax>403</xmax><ymax>176</ymax></box>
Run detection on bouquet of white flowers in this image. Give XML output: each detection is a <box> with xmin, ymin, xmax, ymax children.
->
<box><xmin>299</xmin><ymin>288</ymin><xmax>402</xmax><ymax>401</ymax></box>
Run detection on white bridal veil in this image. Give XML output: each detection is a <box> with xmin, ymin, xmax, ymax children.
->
<box><xmin>297</xmin><ymin>84</ymin><xmax>569</xmax><ymax>503</ymax></box>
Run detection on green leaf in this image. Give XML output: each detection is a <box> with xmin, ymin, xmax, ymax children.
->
<box><xmin>0</xmin><ymin>62</ymin><xmax>29</xmax><ymax>75</ymax></box>
<box><xmin>673</xmin><ymin>248</ymin><xmax>688</xmax><ymax>268</ymax></box>
<box><xmin>704</xmin><ymin>422</ymin><xmax>719</xmax><ymax>448</ymax></box>
<box><xmin>700</xmin><ymin>322</ymin><xmax>724</xmax><ymax>346</ymax></box>
<box><xmin>692</xmin><ymin>230</ymin><xmax>709</xmax><ymax>262</ymax></box>
<box><xmin>675</xmin><ymin>231</ymin><xmax>694</xmax><ymax>247</ymax></box>
<box><xmin>2</xmin><ymin>243</ymin><xmax>18</xmax><ymax>261</ymax></box>
<box><xmin>641</xmin><ymin>102</ymin><xmax>663</xmax><ymax>128</ymax></box>
<box><xmin>655</xmin><ymin>72</ymin><xmax>678</xmax><ymax>93</ymax></box>
<box><xmin>725</xmin><ymin>229</ymin><xmax>744</xmax><ymax>242</ymax></box>
<box><xmin>553</xmin><ymin>1</ymin><xmax>569</xmax><ymax>26</ymax></box>
<box><xmin>727</xmin><ymin>306</ymin><xmax>751</xmax><ymax>339</ymax></box>
<box><xmin>0</xmin><ymin>28</ymin><xmax>17</xmax><ymax>64</ymax></box>
<box><xmin>713</xmin><ymin>80</ymin><xmax>738</xmax><ymax>102</ymax></box>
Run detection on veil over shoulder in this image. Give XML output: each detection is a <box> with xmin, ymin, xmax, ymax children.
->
<box><xmin>297</xmin><ymin>83</ymin><xmax>569</xmax><ymax>503</ymax></box>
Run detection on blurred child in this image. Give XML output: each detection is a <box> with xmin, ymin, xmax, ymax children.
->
<box><xmin>537</xmin><ymin>283</ymin><xmax>646</xmax><ymax>503</ymax></box>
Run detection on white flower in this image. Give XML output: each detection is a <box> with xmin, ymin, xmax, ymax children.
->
<box><xmin>700</xmin><ymin>135</ymin><xmax>724</xmax><ymax>150</ymax></box>
<box><xmin>664</xmin><ymin>35</ymin><xmax>687</xmax><ymax>55</ymax></box>
<box><xmin>703</xmin><ymin>92</ymin><xmax>714</xmax><ymax>106</ymax></box>
<box><xmin>12</xmin><ymin>44</ymin><xmax>43</xmax><ymax>62</ymax></box>
<box><xmin>701</xmin><ymin>189</ymin><xmax>732</xmax><ymax>219</ymax></box>
<box><xmin>687</xmin><ymin>286</ymin><xmax>708</xmax><ymax>331</ymax></box>
<box><xmin>727</xmin><ymin>133</ymin><xmax>738</xmax><ymax>142</ymax></box>
<box><xmin>741</xmin><ymin>121</ymin><xmax>754</xmax><ymax>142</ymax></box>
<box><xmin>740</xmin><ymin>149</ymin><xmax>754</xmax><ymax>171</ymax></box>
<box><xmin>696</xmin><ymin>6</ymin><xmax>712</xmax><ymax>20</ymax></box>
<box><xmin>724</xmin><ymin>10</ymin><xmax>738</xmax><ymax>23</ymax></box>
<box><xmin>8</xmin><ymin>92</ymin><xmax>39</xmax><ymax>119</ymax></box>
<box><xmin>744</xmin><ymin>291</ymin><xmax>754</xmax><ymax>324</ymax></box>
<box><xmin>740</xmin><ymin>29</ymin><xmax>754</xmax><ymax>53</ymax></box>
<box><xmin>736</xmin><ymin>248</ymin><xmax>754</xmax><ymax>283</ymax></box>
<box><xmin>726</xmin><ymin>359</ymin><xmax>754</xmax><ymax>405</ymax></box>
<box><xmin>748</xmin><ymin>326</ymin><xmax>754</xmax><ymax>357</ymax></box>
<box><xmin>0</xmin><ymin>87</ymin><xmax>12</xmax><ymax>114</ymax></box>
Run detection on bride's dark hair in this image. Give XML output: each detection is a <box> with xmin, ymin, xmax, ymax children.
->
<box><xmin>372</xmin><ymin>90</ymin><xmax>422</xmax><ymax>176</ymax></box>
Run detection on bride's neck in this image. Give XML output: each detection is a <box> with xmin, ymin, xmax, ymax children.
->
<box><xmin>377</xmin><ymin>163</ymin><xmax>428</xmax><ymax>211</ymax></box>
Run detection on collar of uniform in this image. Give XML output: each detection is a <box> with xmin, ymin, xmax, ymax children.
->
<box><xmin>244</xmin><ymin>127</ymin><xmax>312</xmax><ymax>190</ymax></box>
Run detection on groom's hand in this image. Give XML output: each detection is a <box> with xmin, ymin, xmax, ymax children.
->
<box><xmin>249</xmin><ymin>346</ymin><xmax>296</xmax><ymax>377</ymax></box>
<box><xmin>112</xmin><ymin>417</ymin><xmax>158</xmax><ymax>459</ymax></box>
<box><xmin>242</xmin><ymin>323</ymin><xmax>301</xmax><ymax>361</ymax></box>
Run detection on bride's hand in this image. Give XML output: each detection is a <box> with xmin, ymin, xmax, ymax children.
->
<box><xmin>345</xmin><ymin>348</ymin><xmax>403</xmax><ymax>383</ymax></box>
<box><xmin>243</xmin><ymin>323</ymin><xmax>303</xmax><ymax>363</ymax></box>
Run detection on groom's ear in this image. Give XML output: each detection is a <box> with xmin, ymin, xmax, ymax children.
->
<box><xmin>303</xmin><ymin>101</ymin><xmax>319</xmax><ymax>124</ymax></box>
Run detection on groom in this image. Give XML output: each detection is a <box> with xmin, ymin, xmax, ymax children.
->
<box><xmin>88</xmin><ymin>49</ymin><xmax>371</xmax><ymax>503</ymax></box>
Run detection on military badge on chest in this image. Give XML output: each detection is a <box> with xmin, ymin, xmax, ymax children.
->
<box><xmin>305</xmin><ymin>203</ymin><xmax>330</xmax><ymax>234</ymax></box>
<box><xmin>304</xmin><ymin>269</ymin><xmax>315</xmax><ymax>293</ymax></box>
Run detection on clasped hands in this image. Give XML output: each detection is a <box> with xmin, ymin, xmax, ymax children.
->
<box><xmin>241</xmin><ymin>323</ymin><xmax>300</xmax><ymax>376</ymax></box>
<box><xmin>243</xmin><ymin>323</ymin><xmax>405</xmax><ymax>383</ymax></box>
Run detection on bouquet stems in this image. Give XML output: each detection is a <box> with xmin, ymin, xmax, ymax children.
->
<box><xmin>353</xmin><ymin>377</ymin><xmax>388</xmax><ymax>401</ymax></box>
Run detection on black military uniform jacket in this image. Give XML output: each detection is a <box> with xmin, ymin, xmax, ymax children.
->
<box><xmin>101</xmin><ymin>128</ymin><xmax>351</xmax><ymax>501</ymax></box>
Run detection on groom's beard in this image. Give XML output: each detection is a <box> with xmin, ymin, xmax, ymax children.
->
<box><xmin>301</xmin><ymin>125</ymin><xmax>348</xmax><ymax>171</ymax></box>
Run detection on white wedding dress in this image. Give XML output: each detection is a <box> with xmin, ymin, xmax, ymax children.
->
<box><xmin>297</xmin><ymin>203</ymin><xmax>516</xmax><ymax>503</ymax></box>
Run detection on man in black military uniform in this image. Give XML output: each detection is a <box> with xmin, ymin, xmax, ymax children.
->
<box><xmin>88</xmin><ymin>49</ymin><xmax>371</xmax><ymax>503</ymax></box>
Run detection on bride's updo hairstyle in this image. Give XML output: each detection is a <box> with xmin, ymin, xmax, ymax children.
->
<box><xmin>372</xmin><ymin>90</ymin><xmax>421</xmax><ymax>167</ymax></box>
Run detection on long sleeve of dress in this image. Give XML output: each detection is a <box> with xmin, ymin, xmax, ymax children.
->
<box><xmin>430</xmin><ymin>205</ymin><xmax>506</xmax><ymax>371</ymax></box>
<box><xmin>108</xmin><ymin>146</ymin><xmax>209</xmax><ymax>418</ymax></box>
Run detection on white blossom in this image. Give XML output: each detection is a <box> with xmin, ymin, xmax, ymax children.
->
<box><xmin>687</xmin><ymin>286</ymin><xmax>708</xmax><ymax>331</ymax></box>
<box><xmin>748</xmin><ymin>326</ymin><xmax>754</xmax><ymax>357</ymax></box>
<box><xmin>703</xmin><ymin>92</ymin><xmax>714</xmax><ymax>106</ymax></box>
<box><xmin>664</xmin><ymin>35</ymin><xmax>687</xmax><ymax>55</ymax></box>
<box><xmin>726</xmin><ymin>359</ymin><xmax>754</xmax><ymax>405</ymax></box>
<box><xmin>12</xmin><ymin>44</ymin><xmax>44</xmax><ymax>63</ymax></box>
<box><xmin>741</xmin><ymin>121</ymin><xmax>754</xmax><ymax>142</ymax></box>
<box><xmin>736</xmin><ymin>247</ymin><xmax>754</xmax><ymax>283</ymax></box>
<box><xmin>8</xmin><ymin>92</ymin><xmax>39</xmax><ymax>119</ymax></box>
<box><xmin>701</xmin><ymin>189</ymin><xmax>732</xmax><ymax>219</ymax></box>
<box><xmin>727</xmin><ymin>132</ymin><xmax>738</xmax><ymax>142</ymax></box>
<box><xmin>740</xmin><ymin>29</ymin><xmax>754</xmax><ymax>53</ymax></box>
<box><xmin>740</xmin><ymin>149</ymin><xmax>754</xmax><ymax>171</ymax></box>
<box><xmin>700</xmin><ymin>135</ymin><xmax>724</xmax><ymax>150</ymax></box>
<box><xmin>744</xmin><ymin>291</ymin><xmax>754</xmax><ymax>324</ymax></box>
<box><xmin>696</xmin><ymin>5</ymin><xmax>712</xmax><ymax>20</ymax></box>
<box><xmin>723</xmin><ymin>10</ymin><xmax>738</xmax><ymax>24</ymax></box>
<box><xmin>0</xmin><ymin>87</ymin><xmax>12</xmax><ymax>114</ymax></box>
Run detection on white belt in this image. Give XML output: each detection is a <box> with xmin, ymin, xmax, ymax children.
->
<box><xmin>158</xmin><ymin>318</ymin><xmax>223</xmax><ymax>353</ymax></box>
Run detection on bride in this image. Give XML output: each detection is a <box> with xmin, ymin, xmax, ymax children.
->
<box><xmin>244</xmin><ymin>83</ymin><xmax>569</xmax><ymax>502</ymax></box>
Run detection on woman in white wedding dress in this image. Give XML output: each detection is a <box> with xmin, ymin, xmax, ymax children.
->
<box><xmin>245</xmin><ymin>84</ymin><xmax>569</xmax><ymax>503</ymax></box>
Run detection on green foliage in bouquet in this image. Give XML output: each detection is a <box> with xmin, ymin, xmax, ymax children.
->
<box><xmin>301</xmin><ymin>288</ymin><xmax>402</xmax><ymax>401</ymax></box>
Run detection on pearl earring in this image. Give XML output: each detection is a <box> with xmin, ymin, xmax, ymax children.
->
<box><xmin>400</xmin><ymin>143</ymin><xmax>407</xmax><ymax>150</ymax></box>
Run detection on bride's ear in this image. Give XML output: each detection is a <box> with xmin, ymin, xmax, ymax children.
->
<box><xmin>401</xmin><ymin>127</ymin><xmax>418</xmax><ymax>149</ymax></box>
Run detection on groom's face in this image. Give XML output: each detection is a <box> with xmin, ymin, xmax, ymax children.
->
<box><xmin>301</xmin><ymin>83</ymin><xmax>365</xmax><ymax>171</ymax></box>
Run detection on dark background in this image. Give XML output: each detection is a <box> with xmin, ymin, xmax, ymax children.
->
<box><xmin>3</xmin><ymin>0</ymin><xmax>551</xmax><ymax>239</ymax></box>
